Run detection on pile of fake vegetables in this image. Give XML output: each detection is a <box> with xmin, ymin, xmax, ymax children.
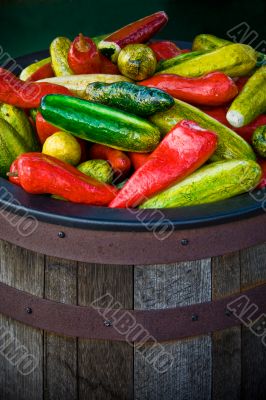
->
<box><xmin>1</xmin><ymin>11</ymin><xmax>266</xmax><ymax>209</ymax></box>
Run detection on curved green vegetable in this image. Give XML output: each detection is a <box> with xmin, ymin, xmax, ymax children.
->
<box><xmin>192</xmin><ymin>34</ymin><xmax>231</xmax><ymax>52</ymax></box>
<box><xmin>0</xmin><ymin>103</ymin><xmax>39</xmax><ymax>150</ymax></box>
<box><xmin>0</xmin><ymin>118</ymin><xmax>29</xmax><ymax>177</ymax></box>
<box><xmin>50</xmin><ymin>37</ymin><xmax>74</xmax><ymax>77</ymax></box>
<box><xmin>227</xmin><ymin>65</ymin><xmax>266</xmax><ymax>128</ymax></box>
<box><xmin>85</xmin><ymin>81</ymin><xmax>174</xmax><ymax>116</ymax></box>
<box><xmin>157</xmin><ymin>43</ymin><xmax>257</xmax><ymax>77</ymax></box>
<box><xmin>192</xmin><ymin>33</ymin><xmax>266</xmax><ymax>67</ymax></box>
<box><xmin>140</xmin><ymin>160</ymin><xmax>261</xmax><ymax>209</ymax></box>
<box><xmin>37</xmin><ymin>74</ymin><xmax>132</xmax><ymax>97</ymax></box>
<box><xmin>40</xmin><ymin>95</ymin><xmax>161</xmax><ymax>152</ymax></box>
<box><xmin>252</xmin><ymin>125</ymin><xmax>266</xmax><ymax>158</ymax></box>
<box><xmin>19</xmin><ymin>57</ymin><xmax>51</xmax><ymax>81</ymax></box>
<box><xmin>150</xmin><ymin>99</ymin><xmax>256</xmax><ymax>161</ymax></box>
<box><xmin>156</xmin><ymin>51</ymin><xmax>204</xmax><ymax>72</ymax></box>
<box><xmin>77</xmin><ymin>160</ymin><xmax>113</xmax><ymax>183</ymax></box>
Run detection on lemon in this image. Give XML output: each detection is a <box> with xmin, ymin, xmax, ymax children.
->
<box><xmin>42</xmin><ymin>131</ymin><xmax>81</xmax><ymax>165</ymax></box>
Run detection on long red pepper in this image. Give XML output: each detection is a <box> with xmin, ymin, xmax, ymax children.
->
<box><xmin>36</xmin><ymin>112</ymin><xmax>58</xmax><ymax>144</ymax></box>
<box><xmin>99</xmin><ymin>54</ymin><xmax>120</xmax><ymax>74</ymax></box>
<box><xmin>68</xmin><ymin>34</ymin><xmax>101</xmax><ymax>74</ymax></box>
<box><xmin>140</xmin><ymin>72</ymin><xmax>238</xmax><ymax>106</ymax></box>
<box><xmin>0</xmin><ymin>68</ymin><xmax>72</xmax><ymax>108</ymax></box>
<box><xmin>26</xmin><ymin>62</ymin><xmax>54</xmax><ymax>82</ymax></box>
<box><xmin>109</xmin><ymin>120</ymin><xmax>218</xmax><ymax>208</ymax></box>
<box><xmin>9</xmin><ymin>153</ymin><xmax>118</xmax><ymax>206</ymax></box>
<box><xmin>88</xmin><ymin>143</ymin><xmax>131</xmax><ymax>179</ymax></box>
<box><xmin>148</xmin><ymin>41</ymin><xmax>182</xmax><ymax>61</ymax></box>
<box><xmin>203</xmin><ymin>107</ymin><xmax>266</xmax><ymax>143</ymax></box>
<box><xmin>98</xmin><ymin>11</ymin><xmax>168</xmax><ymax>62</ymax></box>
<box><xmin>127</xmin><ymin>152</ymin><xmax>150</xmax><ymax>170</ymax></box>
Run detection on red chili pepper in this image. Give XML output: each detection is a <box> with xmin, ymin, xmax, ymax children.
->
<box><xmin>88</xmin><ymin>143</ymin><xmax>131</xmax><ymax>178</ymax></box>
<box><xmin>9</xmin><ymin>153</ymin><xmax>118</xmax><ymax>206</ymax></box>
<box><xmin>148</xmin><ymin>41</ymin><xmax>181</xmax><ymax>61</ymax></box>
<box><xmin>0</xmin><ymin>68</ymin><xmax>72</xmax><ymax>108</ymax></box>
<box><xmin>26</xmin><ymin>62</ymin><xmax>54</xmax><ymax>82</ymax></box>
<box><xmin>256</xmin><ymin>159</ymin><xmax>266</xmax><ymax>189</ymax></box>
<box><xmin>68</xmin><ymin>33</ymin><xmax>101</xmax><ymax>74</ymax></box>
<box><xmin>99</xmin><ymin>11</ymin><xmax>168</xmax><ymax>61</ymax></box>
<box><xmin>36</xmin><ymin>112</ymin><xmax>58</xmax><ymax>144</ymax></box>
<box><xmin>99</xmin><ymin>54</ymin><xmax>120</xmax><ymax>74</ymax></box>
<box><xmin>127</xmin><ymin>152</ymin><xmax>150</xmax><ymax>170</ymax></box>
<box><xmin>203</xmin><ymin>107</ymin><xmax>266</xmax><ymax>144</ymax></box>
<box><xmin>140</xmin><ymin>72</ymin><xmax>238</xmax><ymax>106</ymax></box>
<box><xmin>9</xmin><ymin>159</ymin><xmax>20</xmax><ymax>186</ymax></box>
<box><xmin>109</xmin><ymin>120</ymin><xmax>218</xmax><ymax>208</ymax></box>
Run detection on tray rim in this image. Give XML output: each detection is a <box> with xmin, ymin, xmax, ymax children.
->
<box><xmin>0</xmin><ymin>44</ymin><xmax>265</xmax><ymax>233</ymax></box>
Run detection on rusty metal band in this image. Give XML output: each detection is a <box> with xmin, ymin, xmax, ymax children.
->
<box><xmin>0</xmin><ymin>211</ymin><xmax>266</xmax><ymax>265</ymax></box>
<box><xmin>0</xmin><ymin>282</ymin><xmax>265</xmax><ymax>342</ymax></box>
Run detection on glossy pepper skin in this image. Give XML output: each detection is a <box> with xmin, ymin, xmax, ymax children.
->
<box><xmin>140</xmin><ymin>72</ymin><xmax>238</xmax><ymax>106</ymax></box>
<box><xmin>98</xmin><ymin>11</ymin><xmax>168</xmax><ymax>62</ymax></box>
<box><xmin>68</xmin><ymin>34</ymin><xmax>101</xmax><ymax>74</ymax></box>
<box><xmin>9</xmin><ymin>159</ymin><xmax>20</xmax><ymax>186</ymax></box>
<box><xmin>99</xmin><ymin>55</ymin><xmax>120</xmax><ymax>74</ymax></box>
<box><xmin>109</xmin><ymin>120</ymin><xmax>218</xmax><ymax>208</ymax></box>
<box><xmin>88</xmin><ymin>143</ymin><xmax>131</xmax><ymax>179</ymax></box>
<box><xmin>11</xmin><ymin>153</ymin><xmax>118</xmax><ymax>206</ymax></box>
<box><xmin>127</xmin><ymin>152</ymin><xmax>150</xmax><ymax>170</ymax></box>
<box><xmin>203</xmin><ymin>107</ymin><xmax>266</xmax><ymax>144</ymax></box>
<box><xmin>148</xmin><ymin>41</ymin><xmax>182</xmax><ymax>61</ymax></box>
<box><xmin>36</xmin><ymin>112</ymin><xmax>58</xmax><ymax>144</ymax></box>
<box><xmin>0</xmin><ymin>68</ymin><xmax>72</xmax><ymax>108</ymax></box>
<box><xmin>26</xmin><ymin>62</ymin><xmax>54</xmax><ymax>82</ymax></box>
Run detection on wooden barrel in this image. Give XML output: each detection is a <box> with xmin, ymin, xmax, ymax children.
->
<box><xmin>0</xmin><ymin>209</ymin><xmax>265</xmax><ymax>400</ymax></box>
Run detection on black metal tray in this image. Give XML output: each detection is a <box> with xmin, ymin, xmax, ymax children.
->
<box><xmin>0</xmin><ymin>42</ymin><xmax>265</xmax><ymax>232</ymax></box>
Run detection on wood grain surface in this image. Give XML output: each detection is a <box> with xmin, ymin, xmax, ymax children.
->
<box><xmin>0</xmin><ymin>239</ymin><xmax>265</xmax><ymax>400</ymax></box>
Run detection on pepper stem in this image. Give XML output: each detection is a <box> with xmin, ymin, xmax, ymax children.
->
<box><xmin>6</xmin><ymin>172</ymin><xmax>18</xmax><ymax>177</ymax></box>
<box><xmin>76</xmin><ymin>33</ymin><xmax>90</xmax><ymax>52</ymax></box>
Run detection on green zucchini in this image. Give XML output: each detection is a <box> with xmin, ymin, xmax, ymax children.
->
<box><xmin>252</xmin><ymin>125</ymin><xmax>266</xmax><ymax>158</ymax></box>
<box><xmin>40</xmin><ymin>95</ymin><xmax>160</xmax><ymax>152</ymax></box>
<box><xmin>0</xmin><ymin>118</ymin><xmax>29</xmax><ymax>177</ymax></box>
<box><xmin>227</xmin><ymin>65</ymin><xmax>266</xmax><ymax>128</ymax></box>
<box><xmin>192</xmin><ymin>33</ymin><xmax>266</xmax><ymax>67</ymax></box>
<box><xmin>37</xmin><ymin>74</ymin><xmax>132</xmax><ymax>97</ymax></box>
<box><xmin>0</xmin><ymin>103</ymin><xmax>39</xmax><ymax>150</ymax></box>
<box><xmin>85</xmin><ymin>81</ymin><xmax>174</xmax><ymax>116</ymax></box>
<box><xmin>140</xmin><ymin>160</ymin><xmax>261</xmax><ymax>209</ymax></box>
<box><xmin>77</xmin><ymin>159</ymin><xmax>113</xmax><ymax>183</ymax></box>
<box><xmin>192</xmin><ymin>34</ymin><xmax>231</xmax><ymax>52</ymax></box>
<box><xmin>19</xmin><ymin>57</ymin><xmax>51</xmax><ymax>81</ymax></box>
<box><xmin>50</xmin><ymin>37</ymin><xmax>74</xmax><ymax>77</ymax></box>
<box><xmin>150</xmin><ymin>99</ymin><xmax>256</xmax><ymax>161</ymax></box>
<box><xmin>156</xmin><ymin>51</ymin><xmax>204</xmax><ymax>73</ymax></box>
<box><xmin>157</xmin><ymin>43</ymin><xmax>257</xmax><ymax>78</ymax></box>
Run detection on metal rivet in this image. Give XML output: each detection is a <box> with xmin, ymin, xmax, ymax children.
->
<box><xmin>104</xmin><ymin>320</ymin><xmax>112</xmax><ymax>327</ymax></box>
<box><xmin>225</xmin><ymin>309</ymin><xmax>233</xmax><ymax>317</ymax></box>
<box><xmin>181</xmin><ymin>239</ymin><xmax>189</xmax><ymax>246</ymax></box>
<box><xmin>58</xmin><ymin>231</ymin><xmax>65</xmax><ymax>238</ymax></box>
<box><xmin>192</xmin><ymin>314</ymin><xmax>198</xmax><ymax>322</ymax></box>
<box><xmin>25</xmin><ymin>307</ymin><xmax>32</xmax><ymax>314</ymax></box>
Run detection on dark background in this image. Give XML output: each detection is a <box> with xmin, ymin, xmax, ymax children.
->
<box><xmin>1</xmin><ymin>0</ymin><xmax>266</xmax><ymax>57</ymax></box>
